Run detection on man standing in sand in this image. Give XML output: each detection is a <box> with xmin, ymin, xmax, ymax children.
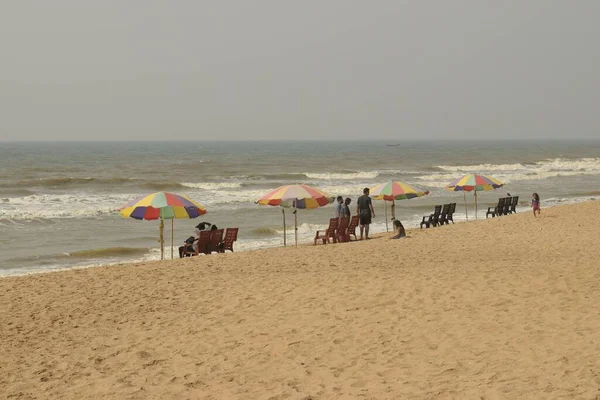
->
<box><xmin>356</xmin><ymin>188</ymin><xmax>375</xmax><ymax>240</ymax></box>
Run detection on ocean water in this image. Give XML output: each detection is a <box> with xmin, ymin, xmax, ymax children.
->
<box><xmin>1</xmin><ymin>140</ymin><xmax>599</xmax><ymax>276</ymax></box>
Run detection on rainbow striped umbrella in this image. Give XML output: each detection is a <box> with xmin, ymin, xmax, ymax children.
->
<box><xmin>369</xmin><ymin>181</ymin><xmax>429</xmax><ymax>231</ymax></box>
<box><xmin>445</xmin><ymin>174</ymin><xmax>504</xmax><ymax>220</ymax></box>
<box><xmin>257</xmin><ymin>184</ymin><xmax>333</xmax><ymax>209</ymax></box>
<box><xmin>445</xmin><ymin>174</ymin><xmax>504</xmax><ymax>192</ymax></box>
<box><xmin>118</xmin><ymin>192</ymin><xmax>207</xmax><ymax>259</ymax></box>
<box><xmin>256</xmin><ymin>184</ymin><xmax>334</xmax><ymax>246</ymax></box>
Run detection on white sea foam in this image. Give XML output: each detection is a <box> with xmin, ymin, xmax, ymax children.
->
<box><xmin>305</xmin><ymin>171</ymin><xmax>380</xmax><ymax>180</ymax></box>
<box><xmin>437</xmin><ymin>163</ymin><xmax>526</xmax><ymax>172</ymax></box>
<box><xmin>181</xmin><ymin>182</ymin><xmax>242</xmax><ymax>190</ymax></box>
<box><xmin>319</xmin><ymin>184</ymin><xmax>373</xmax><ymax>196</ymax></box>
<box><xmin>420</xmin><ymin>158</ymin><xmax>600</xmax><ymax>186</ymax></box>
<box><xmin>0</xmin><ymin>193</ymin><xmax>131</xmax><ymax>220</ymax></box>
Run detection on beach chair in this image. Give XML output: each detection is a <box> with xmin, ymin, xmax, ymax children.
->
<box><xmin>445</xmin><ymin>202</ymin><xmax>456</xmax><ymax>224</ymax></box>
<box><xmin>502</xmin><ymin>197</ymin><xmax>512</xmax><ymax>216</ymax></box>
<box><xmin>508</xmin><ymin>196</ymin><xmax>519</xmax><ymax>214</ymax></box>
<box><xmin>438</xmin><ymin>203</ymin><xmax>452</xmax><ymax>225</ymax></box>
<box><xmin>336</xmin><ymin>217</ymin><xmax>350</xmax><ymax>243</ymax></box>
<box><xmin>205</xmin><ymin>229</ymin><xmax>224</xmax><ymax>254</ymax></box>
<box><xmin>347</xmin><ymin>215</ymin><xmax>359</xmax><ymax>241</ymax></box>
<box><xmin>314</xmin><ymin>218</ymin><xmax>338</xmax><ymax>245</ymax></box>
<box><xmin>219</xmin><ymin>227</ymin><xmax>239</xmax><ymax>253</ymax></box>
<box><xmin>184</xmin><ymin>230</ymin><xmax>211</xmax><ymax>256</ymax></box>
<box><xmin>420</xmin><ymin>205</ymin><xmax>442</xmax><ymax>229</ymax></box>
<box><xmin>486</xmin><ymin>197</ymin><xmax>505</xmax><ymax>218</ymax></box>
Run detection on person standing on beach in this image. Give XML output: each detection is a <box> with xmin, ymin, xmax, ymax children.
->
<box><xmin>334</xmin><ymin>196</ymin><xmax>343</xmax><ymax>218</ymax></box>
<box><xmin>341</xmin><ymin>197</ymin><xmax>352</xmax><ymax>218</ymax></box>
<box><xmin>532</xmin><ymin>193</ymin><xmax>541</xmax><ymax>217</ymax></box>
<box><xmin>356</xmin><ymin>188</ymin><xmax>375</xmax><ymax>240</ymax></box>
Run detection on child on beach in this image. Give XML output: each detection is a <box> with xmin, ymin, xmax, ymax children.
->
<box><xmin>531</xmin><ymin>193</ymin><xmax>541</xmax><ymax>217</ymax></box>
<box><xmin>390</xmin><ymin>219</ymin><xmax>406</xmax><ymax>239</ymax></box>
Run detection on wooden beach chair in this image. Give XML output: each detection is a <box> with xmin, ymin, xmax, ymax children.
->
<box><xmin>219</xmin><ymin>227</ymin><xmax>239</xmax><ymax>253</ymax></box>
<box><xmin>420</xmin><ymin>205</ymin><xmax>442</xmax><ymax>229</ymax></box>
<box><xmin>336</xmin><ymin>217</ymin><xmax>350</xmax><ymax>243</ymax></box>
<box><xmin>205</xmin><ymin>229</ymin><xmax>224</xmax><ymax>254</ymax></box>
<box><xmin>486</xmin><ymin>197</ymin><xmax>505</xmax><ymax>218</ymax></box>
<box><xmin>314</xmin><ymin>218</ymin><xmax>338</xmax><ymax>245</ymax></box>
<box><xmin>347</xmin><ymin>215</ymin><xmax>359</xmax><ymax>241</ymax></box>
<box><xmin>508</xmin><ymin>196</ymin><xmax>519</xmax><ymax>214</ymax></box>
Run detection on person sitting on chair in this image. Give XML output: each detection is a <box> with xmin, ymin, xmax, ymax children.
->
<box><xmin>179</xmin><ymin>221</ymin><xmax>214</xmax><ymax>257</ymax></box>
<box><xmin>179</xmin><ymin>234</ymin><xmax>198</xmax><ymax>258</ymax></box>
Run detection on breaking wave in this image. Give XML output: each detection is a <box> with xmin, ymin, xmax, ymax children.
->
<box><xmin>305</xmin><ymin>171</ymin><xmax>380</xmax><ymax>180</ymax></box>
<box><xmin>421</xmin><ymin>158</ymin><xmax>600</xmax><ymax>186</ymax></box>
<box><xmin>182</xmin><ymin>182</ymin><xmax>243</xmax><ymax>190</ymax></box>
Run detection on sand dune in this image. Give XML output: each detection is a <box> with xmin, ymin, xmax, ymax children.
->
<box><xmin>2</xmin><ymin>201</ymin><xmax>600</xmax><ymax>399</ymax></box>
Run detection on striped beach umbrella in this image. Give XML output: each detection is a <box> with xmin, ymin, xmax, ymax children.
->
<box><xmin>445</xmin><ymin>174</ymin><xmax>504</xmax><ymax>220</ymax></box>
<box><xmin>369</xmin><ymin>181</ymin><xmax>429</xmax><ymax>231</ymax></box>
<box><xmin>369</xmin><ymin>181</ymin><xmax>430</xmax><ymax>201</ymax></box>
<box><xmin>118</xmin><ymin>192</ymin><xmax>207</xmax><ymax>259</ymax></box>
<box><xmin>256</xmin><ymin>184</ymin><xmax>334</xmax><ymax>246</ymax></box>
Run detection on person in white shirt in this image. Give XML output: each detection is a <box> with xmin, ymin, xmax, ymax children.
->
<box><xmin>334</xmin><ymin>196</ymin><xmax>343</xmax><ymax>218</ymax></box>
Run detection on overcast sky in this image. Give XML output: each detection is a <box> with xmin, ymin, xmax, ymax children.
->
<box><xmin>1</xmin><ymin>1</ymin><xmax>599</xmax><ymax>141</ymax></box>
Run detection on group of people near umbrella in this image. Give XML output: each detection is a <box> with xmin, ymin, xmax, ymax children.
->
<box><xmin>118</xmin><ymin>173</ymin><xmax>505</xmax><ymax>258</ymax></box>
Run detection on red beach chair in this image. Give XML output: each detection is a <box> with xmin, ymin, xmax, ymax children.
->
<box><xmin>220</xmin><ymin>228</ymin><xmax>239</xmax><ymax>253</ymax></box>
<box><xmin>205</xmin><ymin>229</ymin><xmax>224</xmax><ymax>254</ymax></box>
<box><xmin>336</xmin><ymin>217</ymin><xmax>350</xmax><ymax>243</ymax></box>
<box><xmin>347</xmin><ymin>215</ymin><xmax>359</xmax><ymax>241</ymax></box>
<box><xmin>314</xmin><ymin>218</ymin><xmax>338</xmax><ymax>245</ymax></box>
<box><xmin>184</xmin><ymin>230</ymin><xmax>211</xmax><ymax>257</ymax></box>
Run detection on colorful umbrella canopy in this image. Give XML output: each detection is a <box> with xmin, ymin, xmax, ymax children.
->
<box><xmin>445</xmin><ymin>174</ymin><xmax>504</xmax><ymax>220</ymax></box>
<box><xmin>256</xmin><ymin>184</ymin><xmax>334</xmax><ymax>209</ymax></box>
<box><xmin>369</xmin><ymin>181</ymin><xmax>429</xmax><ymax>231</ymax></box>
<box><xmin>369</xmin><ymin>181</ymin><xmax>429</xmax><ymax>201</ymax></box>
<box><xmin>256</xmin><ymin>184</ymin><xmax>334</xmax><ymax>246</ymax></box>
<box><xmin>445</xmin><ymin>174</ymin><xmax>504</xmax><ymax>192</ymax></box>
<box><xmin>119</xmin><ymin>191</ymin><xmax>206</xmax><ymax>220</ymax></box>
<box><xmin>118</xmin><ymin>192</ymin><xmax>207</xmax><ymax>260</ymax></box>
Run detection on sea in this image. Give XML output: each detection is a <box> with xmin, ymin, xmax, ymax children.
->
<box><xmin>1</xmin><ymin>140</ymin><xmax>599</xmax><ymax>277</ymax></box>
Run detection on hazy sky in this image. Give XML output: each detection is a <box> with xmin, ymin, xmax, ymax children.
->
<box><xmin>1</xmin><ymin>1</ymin><xmax>599</xmax><ymax>141</ymax></box>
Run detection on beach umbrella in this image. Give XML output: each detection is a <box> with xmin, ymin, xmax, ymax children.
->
<box><xmin>118</xmin><ymin>191</ymin><xmax>207</xmax><ymax>260</ymax></box>
<box><xmin>445</xmin><ymin>174</ymin><xmax>503</xmax><ymax>220</ymax></box>
<box><xmin>256</xmin><ymin>184</ymin><xmax>334</xmax><ymax>247</ymax></box>
<box><xmin>369</xmin><ymin>181</ymin><xmax>430</xmax><ymax>231</ymax></box>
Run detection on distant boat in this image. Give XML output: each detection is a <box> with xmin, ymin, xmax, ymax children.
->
<box><xmin>385</xmin><ymin>144</ymin><xmax>401</xmax><ymax>147</ymax></box>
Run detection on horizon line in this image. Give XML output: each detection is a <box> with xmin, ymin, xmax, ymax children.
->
<box><xmin>2</xmin><ymin>138</ymin><xmax>599</xmax><ymax>143</ymax></box>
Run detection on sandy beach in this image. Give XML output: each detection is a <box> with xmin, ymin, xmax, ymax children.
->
<box><xmin>2</xmin><ymin>201</ymin><xmax>600</xmax><ymax>399</ymax></box>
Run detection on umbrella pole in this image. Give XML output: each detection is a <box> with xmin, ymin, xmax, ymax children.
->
<box><xmin>464</xmin><ymin>191</ymin><xmax>468</xmax><ymax>221</ymax></box>
<box><xmin>385</xmin><ymin>201</ymin><xmax>388</xmax><ymax>232</ymax></box>
<box><xmin>159</xmin><ymin>218</ymin><xmax>164</xmax><ymax>260</ymax></box>
<box><xmin>391</xmin><ymin>199</ymin><xmax>396</xmax><ymax>221</ymax></box>
<box><xmin>474</xmin><ymin>191</ymin><xmax>478</xmax><ymax>220</ymax></box>
<box><xmin>294</xmin><ymin>205</ymin><xmax>298</xmax><ymax>247</ymax></box>
<box><xmin>282</xmin><ymin>209</ymin><xmax>286</xmax><ymax>247</ymax></box>
<box><xmin>171</xmin><ymin>219</ymin><xmax>174</xmax><ymax>260</ymax></box>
